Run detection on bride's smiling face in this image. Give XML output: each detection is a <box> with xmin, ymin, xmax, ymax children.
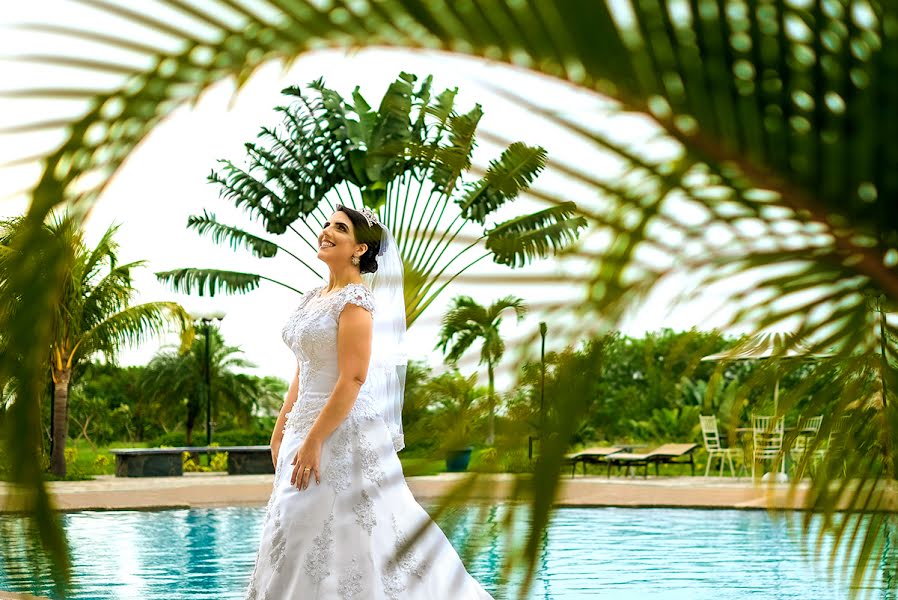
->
<box><xmin>317</xmin><ymin>211</ymin><xmax>367</xmax><ymax>267</ymax></box>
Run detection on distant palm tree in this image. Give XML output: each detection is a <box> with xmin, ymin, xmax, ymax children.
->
<box><xmin>436</xmin><ymin>295</ymin><xmax>526</xmax><ymax>444</ymax></box>
<box><xmin>0</xmin><ymin>213</ymin><xmax>193</xmax><ymax>477</ymax></box>
<box><xmin>142</xmin><ymin>327</ymin><xmax>265</xmax><ymax>445</ymax></box>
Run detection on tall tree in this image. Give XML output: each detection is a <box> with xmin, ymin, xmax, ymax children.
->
<box><xmin>142</xmin><ymin>327</ymin><xmax>265</xmax><ymax>445</ymax></box>
<box><xmin>156</xmin><ymin>73</ymin><xmax>586</xmax><ymax>325</ymax></box>
<box><xmin>437</xmin><ymin>295</ymin><xmax>527</xmax><ymax>444</ymax></box>
<box><xmin>0</xmin><ymin>213</ymin><xmax>193</xmax><ymax>478</ymax></box>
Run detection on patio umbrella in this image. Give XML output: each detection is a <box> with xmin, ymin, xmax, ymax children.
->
<box><xmin>700</xmin><ymin>332</ymin><xmax>832</xmax><ymax>414</ymax></box>
<box><xmin>701</xmin><ymin>332</ymin><xmax>833</xmax><ymax>482</ymax></box>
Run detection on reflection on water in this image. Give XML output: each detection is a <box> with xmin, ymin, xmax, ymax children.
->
<box><xmin>0</xmin><ymin>505</ymin><xmax>886</xmax><ymax>599</ymax></box>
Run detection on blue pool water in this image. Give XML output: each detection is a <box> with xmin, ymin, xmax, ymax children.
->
<box><xmin>0</xmin><ymin>505</ymin><xmax>884</xmax><ymax>599</ymax></box>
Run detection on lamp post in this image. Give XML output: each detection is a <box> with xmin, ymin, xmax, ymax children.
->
<box><xmin>539</xmin><ymin>321</ymin><xmax>547</xmax><ymax>417</ymax></box>
<box><xmin>529</xmin><ymin>322</ymin><xmax>548</xmax><ymax>461</ymax></box>
<box><xmin>191</xmin><ymin>310</ymin><xmax>226</xmax><ymax>447</ymax></box>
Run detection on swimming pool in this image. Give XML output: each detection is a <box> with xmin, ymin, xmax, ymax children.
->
<box><xmin>0</xmin><ymin>505</ymin><xmax>883</xmax><ymax>599</ymax></box>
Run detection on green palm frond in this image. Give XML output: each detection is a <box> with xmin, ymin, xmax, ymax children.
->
<box><xmin>60</xmin><ymin>219</ymin><xmax>121</xmax><ymax>282</ymax></box>
<box><xmin>154</xmin><ymin>268</ymin><xmax>300</xmax><ymax>296</ymax></box>
<box><xmin>486</xmin><ymin>202</ymin><xmax>588</xmax><ymax>267</ymax></box>
<box><xmin>193</xmin><ymin>73</ymin><xmax>579</xmax><ymax>331</ymax></box>
<box><xmin>438</xmin><ymin>297</ymin><xmax>494</xmax><ymax>363</ymax></box>
<box><xmin>187</xmin><ymin>210</ymin><xmax>280</xmax><ymax>259</ymax></box>
<box><xmin>81</xmin><ymin>301</ymin><xmax>195</xmax><ymax>358</ymax></box>
<box><xmin>365</xmin><ymin>72</ymin><xmax>417</xmax><ymax>194</ymax></box>
<box><xmin>457</xmin><ymin>142</ymin><xmax>547</xmax><ymax>224</ymax></box>
<box><xmin>430</xmin><ymin>106</ymin><xmax>482</xmax><ymax>196</ymax></box>
<box><xmin>82</xmin><ymin>260</ymin><xmax>144</xmax><ymax>325</ymax></box>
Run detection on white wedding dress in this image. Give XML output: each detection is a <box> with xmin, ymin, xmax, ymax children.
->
<box><xmin>244</xmin><ymin>282</ymin><xmax>494</xmax><ymax>600</ymax></box>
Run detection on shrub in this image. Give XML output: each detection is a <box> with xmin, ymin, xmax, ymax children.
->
<box><xmin>182</xmin><ymin>450</ymin><xmax>229</xmax><ymax>472</ymax></box>
<box><xmin>210</xmin><ymin>452</ymin><xmax>229</xmax><ymax>471</ymax></box>
<box><xmin>149</xmin><ymin>426</ymin><xmax>271</xmax><ymax>448</ymax></box>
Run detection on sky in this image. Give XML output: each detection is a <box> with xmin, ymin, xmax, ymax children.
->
<box><xmin>0</xmin><ymin>2</ymin><xmax>800</xmax><ymax>393</ymax></box>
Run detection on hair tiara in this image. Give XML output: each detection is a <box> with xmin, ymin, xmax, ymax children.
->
<box><xmin>336</xmin><ymin>203</ymin><xmax>380</xmax><ymax>228</ymax></box>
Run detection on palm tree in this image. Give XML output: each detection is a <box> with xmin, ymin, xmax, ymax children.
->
<box><xmin>156</xmin><ymin>74</ymin><xmax>587</xmax><ymax>326</ymax></box>
<box><xmin>142</xmin><ymin>327</ymin><xmax>265</xmax><ymax>445</ymax></box>
<box><xmin>0</xmin><ymin>212</ymin><xmax>193</xmax><ymax>478</ymax></box>
<box><xmin>422</xmin><ymin>369</ymin><xmax>486</xmax><ymax>450</ymax></box>
<box><xmin>437</xmin><ymin>295</ymin><xmax>526</xmax><ymax>445</ymax></box>
<box><xmin>4</xmin><ymin>2</ymin><xmax>898</xmax><ymax>596</ymax></box>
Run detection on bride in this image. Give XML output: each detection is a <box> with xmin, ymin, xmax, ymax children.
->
<box><xmin>244</xmin><ymin>204</ymin><xmax>494</xmax><ymax>599</ymax></box>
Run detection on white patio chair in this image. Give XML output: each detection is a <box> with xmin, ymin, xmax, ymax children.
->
<box><xmin>800</xmin><ymin>415</ymin><xmax>823</xmax><ymax>435</ymax></box>
<box><xmin>752</xmin><ymin>415</ymin><xmax>785</xmax><ymax>480</ymax></box>
<box><xmin>789</xmin><ymin>415</ymin><xmax>824</xmax><ymax>474</ymax></box>
<box><xmin>699</xmin><ymin>415</ymin><xmax>738</xmax><ymax>477</ymax></box>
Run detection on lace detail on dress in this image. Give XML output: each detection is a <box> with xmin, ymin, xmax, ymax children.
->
<box><xmin>281</xmin><ymin>285</ymin><xmax>324</xmax><ymax>357</ymax></box>
<box><xmin>267</xmin><ymin>503</ymin><xmax>288</xmax><ymax>575</ymax></box>
<box><xmin>358</xmin><ymin>428</ymin><xmax>387</xmax><ymax>486</ymax></box>
<box><xmin>245</xmin><ymin>452</ymin><xmax>286</xmax><ymax>600</ymax></box>
<box><xmin>324</xmin><ymin>421</ymin><xmax>353</xmax><ymax>492</ymax></box>
<box><xmin>282</xmin><ymin>394</ymin><xmax>326</xmax><ymax>437</ymax></box>
<box><xmin>283</xmin><ymin>392</ymin><xmax>381</xmax><ymax>438</ymax></box>
<box><xmin>335</xmin><ymin>283</ymin><xmax>375</xmax><ymax>317</ymax></box>
<box><xmin>304</xmin><ymin>513</ymin><xmax>335</xmax><ymax>583</ymax></box>
<box><xmin>381</xmin><ymin>513</ymin><xmax>430</xmax><ymax>599</ymax></box>
<box><xmin>338</xmin><ymin>556</ymin><xmax>364</xmax><ymax>599</ymax></box>
<box><xmin>353</xmin><ymin>490</ymin><xmax>377</xmax><ymax>534</ymax></box>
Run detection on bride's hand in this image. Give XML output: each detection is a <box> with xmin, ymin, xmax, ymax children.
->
<box><xmin>290</xmin><ymin>436</ymin><xmax>322</xmax><ymax>491</ymax></box>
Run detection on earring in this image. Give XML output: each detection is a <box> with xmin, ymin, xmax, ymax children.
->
<box><xmin>351</xmin><ymin>255</ymin><xmax>360</xmax><ymax>266</ymax></box>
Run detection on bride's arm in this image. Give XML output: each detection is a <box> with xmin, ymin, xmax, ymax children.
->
<box><xmin>308</xmin><ymin>304</ymin><xmax>373</xmax><ymax>441</ymax></box>
<box><xmin>270</xmin><ymin>364</ymin><xmax>300</xmax><ymax>466</ymax></box>
<box><xmin>291</xmin><ymin>304</ymin><xmax>372</xmax><ymax>489</ymax></box>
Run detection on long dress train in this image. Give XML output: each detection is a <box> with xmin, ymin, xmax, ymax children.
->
<box><xmin>244</xmin><ymin>282</ymin><xmax>494</xmax><ymax>599</ymax></box>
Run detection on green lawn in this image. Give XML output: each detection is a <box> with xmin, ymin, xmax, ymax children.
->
<box><xmin>50</xmin><ymin>440</ymin><xmax>734</xmax><ymax>481</ymax></box>
<box><xmin>52</xmin><ymin>439</ymin><xmax>453</xmax><ymax>480</ymax></box>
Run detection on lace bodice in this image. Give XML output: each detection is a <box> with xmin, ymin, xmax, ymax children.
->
<box><xmin>281</xmin><ymin>283</ymin><xmax>378</xmax><ymax>433</ymax></box>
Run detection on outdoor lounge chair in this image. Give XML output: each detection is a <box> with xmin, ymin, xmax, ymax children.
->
<box><xmin>604</xmin><ymin>443</ymin><xmax>699</xmax><ymax>478</ymax></box>
<box><xmin>563</xmin><ymin>447</ymin><xmax>623</xmax><ymax>477</ymax></box>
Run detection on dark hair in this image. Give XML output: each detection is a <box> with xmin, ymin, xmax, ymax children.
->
<box><xmin>337</xmin><ymin>206</ymin><xmax>385</xmax><ymax>274</ymax></box>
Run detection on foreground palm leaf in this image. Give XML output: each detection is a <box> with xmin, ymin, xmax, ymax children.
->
<box><xmin>0</xmin><ymin>210</ymin><xmax>194</xmax><ymax>594</ymax></box>
<box><xmin>1</xmin><ymin>213</ymin><xmax>194</xmax><ymax>478</ymax></box>
<box><xmin>3</xmin><ymin>0</ymin><xmax>898</xmax><ymax>597</ymax></box>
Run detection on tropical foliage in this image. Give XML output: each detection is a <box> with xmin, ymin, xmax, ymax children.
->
<box><xmin>0</xmin><ymin>213</ymin><xmax>193</xmax><ymax>478</ymax></box>
<box><xmin>141</xmin><ymin>327</ymin><xmax>281</xmax><ymax>445</ymax></box>
<box><xmin>3</xmin><ymin>0</ymin><xmax>898</xmax><ymax>597</ymax></box>
<box><xmin>436</xmin><ymin>294</ymin><xmax>527</xmax><ymax>444</ymax></box>
<box><xmin>420</xmin><ymin>369</ymin><xmax>487</xmax><ymax>451</ymax></box>
<box><xmin>156</xmin><ymin>73</ymin><xmax>586</xmax><ymax>325</ymax></box>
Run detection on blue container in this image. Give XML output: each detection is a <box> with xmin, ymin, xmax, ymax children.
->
<box><xmin>445</xmin><ymin>447</ymin><xmax>473</xmax><ymax>472</ymax></box>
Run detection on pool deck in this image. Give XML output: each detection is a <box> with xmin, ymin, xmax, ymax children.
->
<box><xmin>0</xmin><ymin>473</ymin><xmax>817</xmax><ymax>512</ymax></box>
